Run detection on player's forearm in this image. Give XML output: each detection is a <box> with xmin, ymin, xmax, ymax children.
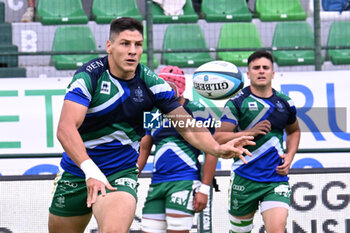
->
<box><xmin>57</xmin><ymin>124</ymin><xmax>90</xmax><ymax>166</ymax></box>
<box><xmin>202</xmin><ymin>154</ymin><xmax>218</xmax><ymax>185</ymax></box>
<box><xmin>285</xmin><ymin>130</ymin><xmax>301</xmax><ymax>159</ymax></box>
<box><xmin>137</xmin><ymin>136</ymin><xmax>153</xmax><ymax>172</ymax></box>
<box><xmin>179</xmin><ymin>129</ymin><xmax>222</xmax><ymax>157</ymax></box>
<box><xmin>214</xmin><ymin>131</ymin><xmax>250</xmax><ymax>144</ymax></box>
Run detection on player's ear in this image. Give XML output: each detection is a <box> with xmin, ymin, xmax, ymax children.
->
<box><xmin>106</xmin><ymin>40</ymin><xmax>112</xmax><ymax>54</ymax></box>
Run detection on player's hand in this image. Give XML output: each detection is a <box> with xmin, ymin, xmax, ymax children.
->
<box><xmin>248</xmin><ymin>120</ymin><xmax>271</xmax><ymax>137</ymax></box>
<box><xmin>193</xmin><ymin>192</ymin><xmax>208</xmax><ymax>212</ymax></box>
<box><xmin>218</xmin><ymin>136</ymin><xmax>255</xmax><ymax>162</ymax></box>
<box><xmin>276</xmin><ymin>154</ymin><xmax>292</xmax><ymax>176</ymax></box>
<box><xmin>86</xmin><ymin>178</ymin><xmax>117</xmax><ymax>208</ymax></box>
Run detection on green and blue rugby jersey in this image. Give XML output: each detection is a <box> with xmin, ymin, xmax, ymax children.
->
<box><xmin>60</xmin><ymin>56</ymin><xmax>180</xmax><ymax>177</ymax></box>
<box><xmin>149</xmin><ymin>99</ymin><xmax>215</xmax><ymax>184</ymax></box>
<box><xmin>221</xmin><ymin>86</ymin><xmax>297</xmax><ymax>182</ymax></box>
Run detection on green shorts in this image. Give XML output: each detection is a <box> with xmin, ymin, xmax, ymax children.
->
<box><xmin>49</xmin><ymin>167</ymin><xmax>139</xmax><ymax>217</ymax></box>
<box><xmin>142</xmin><ymin>180</ymin><xmax>201</xmax><ymax>217</ymax></box>
<box><xmin>229</xmin><ymin>173</ymin><xmax>291</xmax><ymax>216</ymax></box>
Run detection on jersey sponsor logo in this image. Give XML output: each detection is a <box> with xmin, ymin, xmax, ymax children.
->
<box><xmin>86</xmin><ymin>60</ymin><xmax>104</xmax><ymax>72</ymax></box>
<box><xmin>276</xmin><ymin>100</ymin><xmax>285</xmax><ymax>112</ymax></box>
<box><xmin>100</xmin><ymin>81</ymin><xmax>111</xmax><ymax>95</ymax></box>
<box><xmin>133</xmin><ymin>86</ymin><xmax>144</xmax><ymax>102</ymax></box>
<box><xmin>248</xmin><ymin>102</ymin><xmax>258</xmax><ymax>111</ymax></box>
<box><xmin>274</xmin><ymin>184</ymin><xmax>291</xmax><ymax>198</ymax></box>
<box><xmin>114</xmin><ymin>177</ymin><xmax>137</xmax><ymax>190</ymax></box>
<box><xmin>61</xmin><ymin>180</ymin><xmax>78</xmax><ymax>188</ymax></box>
<box><xmin>232</xmin><ymin>184</ymin><xmax>245</xmax><ymax>191</ymax></box>
<box><xmin>170</xmin><ymin>190</ymin><xmax>190</xmax><ymax>206</ymax></box>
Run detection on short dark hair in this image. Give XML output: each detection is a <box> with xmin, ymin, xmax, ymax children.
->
<box><xmin>247</xmin><ymin>50</ymin><xmax>274</xmax><ymax>66</ymax></box>
<box><xmin>109</xmin><ymin>17</ymin><xmax>143</xmax><ymax>41</ymax></box>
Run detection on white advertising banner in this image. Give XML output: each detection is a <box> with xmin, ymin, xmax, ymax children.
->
<box><xmin>0</xmin><ymin>172</ymin><xmax>349</xmax><ymax>233</ymax></box>
<box><xmin>0</xmin><ymin>70</ymin><xmax>349</xmax><ymax>155</ymax></box>
<box><xmin>1</xmin><ymin>152</ymin><xmax>350</xmax><ymax>176</ymax></box>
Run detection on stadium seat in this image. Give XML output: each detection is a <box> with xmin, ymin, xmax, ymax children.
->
<box><xmin>162</xmin><ymin>24</ymin><xmax>213</xmax><ymax>67</ymax></box>
<box><xmin>0</xmin><ymin>23</ymin><xmax>13</xmax><ymax>45</ymax></box>
<box><xmin>0</xmin><ymin>2</ymin><xmax>4</xmax><ymax>23</ymax></box>
<box><xmin>36</xmin><ymin>0</ymin><xmax>88</xmax><ymax>25</ymax></box>
<box><xmin>327</xmin><ymin>21</ymin><xmax>350</xmax><ymax>65</ymax></box>
<box><xmin>140</xmin><ymin>28</ymin><xmax>159</xmax><ymax>68</ymax></box>
<box><xmin>0</xmin><ymin>45</ymin><xmax>20</xmax><ymax>67</ymax></box>
<box><xmin>92</xmin><ymin>0</ymin><xmax>143</xmax><ymax>24</ymax></box>
<box><xmin>217</xmin><ymin>23</ymin><xmax>262</xmax><ymax>66</ymax></box>
<box><xmin>272</xmin><ymin>22</ymin><xmax>322</xmax><ymax>66</ymax></box>
<box><xmin>153</xmin><ymin>0</ymin><xmax>198</xmax><ymax>24</ymax></box>
<box><xmin>51</xmin><ymin>26</ymin><xmax>99</xmax><ymax>70</ymax></box>
<box><xmin>201</xmin><ymin>0</ymin><xmax>252</xmax><ymax>22</ymax></box>
<box><xmin>0</xmin><ymin>23</ymin><xmax>21</xmax><ymax>69</ymax></box>
<box><xmin>255</xmin><ymin>0</ymin><xmax>307</xmax><ymax>21</ymax></box>
<box><xmin>0</xmin><ymin>67</ymin><xmax>26</xmax><ymax>78</ymax></box>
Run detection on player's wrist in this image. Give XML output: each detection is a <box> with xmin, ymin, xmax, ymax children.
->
<box><xmin>198</xmin><ymin>184</ymin><xmax>210</xmax><ymax>195</ymax></box>
<box><xmin>213</xmin><ymin>144</ymin><xmax>221</xmax><ymax>158</ymax></box>
<box><xmin>80</xmin><ymin>159</ymin><xmax>108</xmax><ymax>185</ymax></box>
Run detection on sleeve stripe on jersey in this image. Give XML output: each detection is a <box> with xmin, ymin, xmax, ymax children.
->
<box><xmin>221</xmin><ymin>117</ymin><xmax>238</xmax><ymax>125</ymax></box>
<box><xmin>287</xmin><ymin>99</ymin><xmax>297</xmax><ymax>113</ymax></box>
<box><xmin>154</xmin><ymin>90</ymin><xmax>176</xmax><ymax>101</ymax></box>
<box><xmin>65</xmin><ymin>89</ymin><xmax>90</xmax><ymax>107</ymax></box>
<box><xmin>192</xmin><ymin>109</ymin><xmax>211</xmax><ymax>120</ymax></box>
<box><xmin>67</xmin><ymin>78</ymin><xmax>91</xmax><ymax>102</ymax></box>
<box><xmin>150</xmin><ymin>83</ymin><xmax>173</xmax><ymax>95</ymax></box>
<box><xmin>287</xmin><ymin>99</ymin><xmax>295</xmax><ymax>107</ymax></box>
<box><xmin>221</xmin><ymin>106</ymin><xmax>238</xmax><ymax>123</ymax></box>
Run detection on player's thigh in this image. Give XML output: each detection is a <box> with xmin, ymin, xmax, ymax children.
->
<box><xmin>49</xmin><ymin>171</ymin><xmax>92</xmax><ymax>217</ymax></box>
<box><xmin>260</xmin><ymin>182</ymin><xmax>291</xmax><ymax>210</ymax></box>
<box><xmin>142</xmin><ymin>183</ymin><xmax>168</xmax><ymax>233</ymax></box>
<box><xmin>48</xmin><ymin>213</ymin><xmax>92</xmax><ymax>233</ymax></box>
<box><xmin>165</xmin><ymin>180</ymin><xmax>200</xmax><ymax>216</ymax></box>
<box><xmin>93</xmin><ymin>191</ymin><xmax>136</xmax><ymax>232</ymax></box>
<box><xmin>142</xmin><ymin>182</ymin><xmax>167</xmax><ymax>217</ymax></box>
<box><xmin>262</xmin><ymin>207</ymin><xmax>288</xmax><ymax>233</ymax></box>
<box><xmin>260</xmin><ymin>182</ymin><xmax>291</xmax><ymax>232</ymax></box>
<box><xmin>93</xmin><ymin>167</ymin><xmax>139</xmax><ymax>232</ymax></box>
<box><xmin>228</xmin><ymin>173</ymin><xmax>262</xmax><ymax>217</ymax></box>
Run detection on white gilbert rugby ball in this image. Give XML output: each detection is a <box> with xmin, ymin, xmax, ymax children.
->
<box><xmin>192</xmin><ymin>60</ymin><xmax>244</xmax><ymax>100</ymax></box>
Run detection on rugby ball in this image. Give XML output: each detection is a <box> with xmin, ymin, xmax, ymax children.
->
<box><xmin>192</xmin><ymin>60</ymin><xmax>244</xmax><ymax>100</ymax></box>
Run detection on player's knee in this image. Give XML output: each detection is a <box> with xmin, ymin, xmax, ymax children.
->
<box><xmin>166</xmin><ymin>216</ymin><xmax>193</xmax><ymax>231</ymax></box>
<box><xmin>229</xmin><ymin>215</ymin><xmax>254</xmax><ymax>233</ymax></box>
<box><xmin>141</xmin><ymin>218</ymin><xmax>166</xmax><ymax>233</ymax></box>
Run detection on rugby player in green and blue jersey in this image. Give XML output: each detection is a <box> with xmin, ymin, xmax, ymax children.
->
<box><xmin>215</xmin><ymin>51</ymin><xmax>301</xmax><ymax>233</ymax></box>
<box><xmin>138</xmin><ymin>66</ymin><xmax>218</xmax><ymax>233</ymax></box>
<box><xmin>48</xmin><ymin>17</ymin><xmax>255</xmax><ymax>233</ymax></box>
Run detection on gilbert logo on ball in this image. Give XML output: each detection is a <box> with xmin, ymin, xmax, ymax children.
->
<box><xmin>192</xmin><ymin>60</ymin><xmax>244</xmax><ymax>100</ymax></box>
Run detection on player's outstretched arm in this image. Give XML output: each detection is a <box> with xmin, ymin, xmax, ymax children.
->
<box><xmin>57</xmin><ymin>100</ymin><xmax>116</xmax><ymax>207</ymax></box>
<box><xmin>166</xmin><ymin>106</ymin><xmax>255</xmax><ymax>159</ymax></box>
<box><xmin>214</xmin><ymin>120</ymin><xmax>271</xmax><ymax>144</ymax></box>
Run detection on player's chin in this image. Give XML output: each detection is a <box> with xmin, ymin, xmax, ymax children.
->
<box><xmin>124</xmin><ymin>62</ymin><xmax>139</xmax><ymax>71</ymax></box>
